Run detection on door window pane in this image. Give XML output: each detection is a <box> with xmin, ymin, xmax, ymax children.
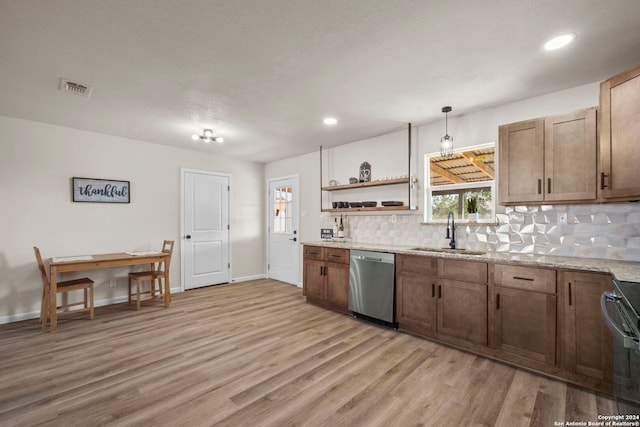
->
<box><xmin>273</xmin><ymin>186</ymin><xmax>293</xmax><ymax>234</ymax></box>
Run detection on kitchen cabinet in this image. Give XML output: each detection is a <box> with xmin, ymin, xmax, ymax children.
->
<box><xmin>600</xmin><ymin>64</ymin><xmax>640</xmax><ymax>201</ymax></box>
<box><xmin>561</xmin><ymin>271</ymin><xmax>613</xmax><ymax>384</ymax></box>
<box><xmin>493</xmin><ymin>264</ymin><xmax>557</xmax><ymax>366</ymax></box>
<box><xmin>498</xmin><ymin>107</ymin><xmax>597</xmax><ymax>204</ymax></box>
<box><xmin>395</xmin><ymin>254</ymin><xmax>437</xmax><ymax>335</ymax></box>
<box><xmin>396</xmin><ymin>256</ymin><xmax>488</xmax><ymax>346</ymax></box>
<box><xmin>303</xmin><ymin>245</ymin><xmax>350</xmax><ymax>313</ymax></box>
<box><xmin>437</xmin><ymin>259</ymin><xmax>488</xmax><ymax>345</ymax></box>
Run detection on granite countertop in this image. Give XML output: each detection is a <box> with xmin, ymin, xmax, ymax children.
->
<box><xmin>303</xmin><ymin>240</ymin><xmax>640</xmax><ymax>283</ymax></box>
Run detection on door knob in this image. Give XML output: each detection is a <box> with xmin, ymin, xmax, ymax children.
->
<box><xmin>186</xmin><ymin>235</ymin><xmax>191</xmax><ymax>239</ymax></box>
<box><xmin>289</xmin><ymin>237</ymin><xmax>297</xmax><ymax>242</ymax></box>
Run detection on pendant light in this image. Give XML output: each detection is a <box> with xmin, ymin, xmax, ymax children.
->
<box><xmin>440</xmin><ymin>106</ymin><xmax>453</xmax><ymax>157</ymax></box>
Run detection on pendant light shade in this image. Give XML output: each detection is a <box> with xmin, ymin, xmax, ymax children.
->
<box><xmin>440</xmin><ymin>106</ymin><xmax>453</xmax><ymax>157</ymax></box>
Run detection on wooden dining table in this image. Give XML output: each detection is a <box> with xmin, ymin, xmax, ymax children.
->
<box><xmin>48</xmin><ymin>251</ymin><xmax>171</xmax><ymax>331</ymax></box>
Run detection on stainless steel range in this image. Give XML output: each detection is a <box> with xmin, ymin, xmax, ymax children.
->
<box><xmin>602</xmin><ymin>278</ymin><xmax>640</xmax><ymax>415</ymax></box>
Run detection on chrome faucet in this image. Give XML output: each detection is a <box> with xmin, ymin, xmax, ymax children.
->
<box><xmin>446</xmin><ymin>211</ymin><xmax>456</xmax><ymax>249</ymax></box>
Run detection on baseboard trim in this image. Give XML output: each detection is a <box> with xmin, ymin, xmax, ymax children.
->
<box><xmin>232</xmin><ymin>274</ymin><xmax>267</xmax><ymax>283</ymax></box>
<box><xmin>0</xmin><ymin>288</ymin><xmax>184</xmax><ymax>325</ymax></box>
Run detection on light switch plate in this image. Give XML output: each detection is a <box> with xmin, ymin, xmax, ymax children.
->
<box><xmin>109</xmin><ymin>278</ymin><xmax>117</xmax><ymax>288</ymax></box>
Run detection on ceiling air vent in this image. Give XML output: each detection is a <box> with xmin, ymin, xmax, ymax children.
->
<box><xmin>60</xmin><ymin>78</ymin><xmax>93</xmax><ymax>98</ymax></box>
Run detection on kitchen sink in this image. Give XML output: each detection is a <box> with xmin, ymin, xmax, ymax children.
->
<box><xmin>409</xmin><ymin>247</ymin><xmax>486</xmax><ymax>256</ymax></box>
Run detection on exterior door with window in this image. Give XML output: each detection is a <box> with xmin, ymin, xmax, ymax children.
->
<box><xmin>268</xmin><ymin>176</ymin><xmax>299</xmax><ymax>285</ymax></box>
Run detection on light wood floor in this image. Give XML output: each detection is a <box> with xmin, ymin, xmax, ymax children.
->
<box><xmin>0</xmin><ymin>279</ymin><xmax>616</xmax><ymax>426</ymax></box>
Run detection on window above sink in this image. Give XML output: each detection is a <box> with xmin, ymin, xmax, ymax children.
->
<box><xmin>424</xmin><ymin>142</ymin><xmax>496</xmax><ymax>224</ymax></box>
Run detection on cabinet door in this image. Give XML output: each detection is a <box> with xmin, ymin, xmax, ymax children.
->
<box><xmin>600</xmin><ymin>64</ymin><xmax>640</xmax><ymax>200</ymax></box>
<box><xmin>544</xmin><ymin>108</ymin><xmax>597</xmax><ymax>201</ymax></box>
<box><xmin>562</xmin><ymin>271</ymin><xmax>613</xmax><ymax>381</ymax></box>
<box><xmin>396</xmin><ymin>271</ymin><xmax>436</xmax><ymax>335</ymax></box>
<box><xmin>499</xmin><ymin>118</ymin><xmax>545</xmax><ymax>204</ymax></box>
<box><xmin>325</xmin><ymin>261</ymin><xmax>349</xmax><ymax>313</ymax></box>
<box><xmin>303</xmin><ymin>259</ymin><xmax>325</xmax><ymax>300</ymax></box>
<box><xmin>437</xmin><ymin>279</ymin><xmax>488</xmax><ymax>345</ymax></box>
<box><xmin>494</xmin><ymin>287</ymin><xmax>556</xmax><ymax>365</ymax></box>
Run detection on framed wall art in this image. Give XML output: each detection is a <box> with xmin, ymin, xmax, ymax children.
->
<box><xmin>72</xmin><ymin>177</ymin><xmax>130</xmax><ymax>203</ymax></box>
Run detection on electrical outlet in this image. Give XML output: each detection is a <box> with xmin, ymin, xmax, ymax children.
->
<box><xmin>390</xmin><ymin>215</ymin><xmax>397</xmax><ymax>224</ymax></box>
<box><xmin>557</xmin><ymin>213</ymin><xmax>568</xmax><ymax>225</ymax></box>
<box><xmin>109</xmin><ymin>278</ymin><xmax>117</xmax><ymax>288</ymax></box>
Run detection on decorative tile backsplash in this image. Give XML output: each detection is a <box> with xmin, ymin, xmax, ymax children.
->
<box><xmin>338</xmin><ymin>203</ymin><xmax>640</xmax><ymax>261</ymax></box>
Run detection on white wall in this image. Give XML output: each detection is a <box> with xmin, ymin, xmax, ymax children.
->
<box><xmin>265</xmin><ymin>81</ymin><xmax>603</xmax><ymax>283</ymax></box>
<box><xmin>0</xmin><ymin>116</ymin><xmax>265</xmax><ymax>322</ymax></box>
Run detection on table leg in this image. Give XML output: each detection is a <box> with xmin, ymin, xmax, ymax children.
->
<box><xmin>50</xmin><ymin>265</ymin><xmax>58</xmax><ymax>332</ymax></box>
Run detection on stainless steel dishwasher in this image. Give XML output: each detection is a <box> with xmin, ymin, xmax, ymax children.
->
<box><xmin>349</xmin><ymin>249</ymin><xmax>395</xmax><ymax>326</ymax></box>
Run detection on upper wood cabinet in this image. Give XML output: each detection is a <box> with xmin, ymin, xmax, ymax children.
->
<box><xmin>600</xmin><ymin>64</ymin><xmax>640</xmax><ymax>201</ymax></box>
<box><xmin>499</xmin><ymin>108</ymin><xmax>597</xmax><ymax>205</ymax></box>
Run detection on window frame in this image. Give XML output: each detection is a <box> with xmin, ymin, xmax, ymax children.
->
<box><xmin>423</xmin><ymin>142</ymin><xmax>496</xmax><ymax>224</ymax></box>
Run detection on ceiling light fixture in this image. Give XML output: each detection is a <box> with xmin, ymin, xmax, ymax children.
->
<box><xmin>440</xmin><ymin>106</ymin><xmax>453</xmax><ymax>157</ymax></box>
<box><xmin>323</xmin><ymin>117</ymin><xmax>338</xmax><ymax>125</ymax></box>
<box><xmin>192</xmin><ymin>128</ymin><xmax>224</xmax><ymax>143</ymax></box>
<box><xmin>544</xmin><ymin>33</ymin><xmax>576</xmax><ymax>51</ymax></box>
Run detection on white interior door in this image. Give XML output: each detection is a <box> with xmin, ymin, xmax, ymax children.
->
<box><xmin>182</xmin><ymin>169</ymin><xmax>230</xmax><ymax>290</ymax></box>
<box><xmin>268</xmin><ymin>176</ymin><xmax>299</xmax><ymax>286</ymax></box>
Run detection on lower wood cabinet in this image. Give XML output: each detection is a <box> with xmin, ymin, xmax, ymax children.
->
<box><xmin>494</xmin><ymin>286</ymin><xmax>557</xmax><ymax>365</ymax></box>
<box><xmin>396</xmin><ymin>256</ymin><xmax>488</xmax><ymax>346</ymax></box>
<box><xmin>303</xmin><ymin>245</ymin><xmax>349</xmax><ymax>313</ymax></box>
<box><xmin>395</xmin><ymin>255</ymin><xmax>437</xmax><ymax>335</ymax></box>
<box><xmin>493</xmin><ymin>264</ymin><xmax>557</xmax><ymax>366</ymax></box>
<box><xmin>561</xmin><ymin>271</ymin><xmax>613</xmax><ymax>384</ymax></box>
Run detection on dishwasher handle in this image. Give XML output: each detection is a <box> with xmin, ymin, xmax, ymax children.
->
<box><xmin>352</xmin><ymin>255</ymin><xmax>391</xmax><ymax>264</ymax></box>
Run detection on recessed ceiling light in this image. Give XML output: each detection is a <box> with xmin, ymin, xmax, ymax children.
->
<box><xmin>323</xmin><ymin>117</ymin><xmax>338</xmax><ymax>125</ymax></box>
<box><xmin>544</xmin><ymin>33</ymin><xmax>576</xmax><ymax>51</ymax></box>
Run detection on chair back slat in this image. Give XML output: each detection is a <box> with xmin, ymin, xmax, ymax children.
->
<box><xmin>160</xmin><ymin>240</ymin><xmax>174</xmax><ymax>272</ymax></box>
<box><xmin>33</xmin><ymin>247</ymin><xmax>50</xmax><ymax>287</ymax></box>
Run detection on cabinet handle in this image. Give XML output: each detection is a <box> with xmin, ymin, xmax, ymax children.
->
<box><xmin>538</xmin><ymin>179</ymin><xmax>542</xmax><ymax>195</ymax></box>
<box><xmin>438</xmin><ymin>285</ymin><xmax>442</xmax><ymax>299</ymax></box>
<box><xmin>568</xmin><ymin>282</ymin><xmax>572</xmax><ymax>306</ymax></box>
<box><xmin>601</xmin><ymin>172</ymin><xmax>608</xmax><ymax>190</ymax></box>
<box><xmin>329</xmin><ymin>254</ymin><xmax>341</xmax><ymax>258</ymax></box>
<box><xmin>496</xmin><ymin>294</ymin><xmax>500</xmax><ymax>310</ymax></box>
<box><xmin>513</xmin><ymin>276</ymin><xmax>534</xmax><ymax>281</ymax></box>
<box><xmin>432</xmin><ymin>283</ymin><xmax>435</xmax><ymax>298</ymax></box>
<box><xmin>323</xmin><ymin>266</ymin><xmax>328</xmax><ymax>275</ymax></box>
<box><xmin>320</xmin><ymin>266</ymin><xmax>324</xmax><ymax>276</ymax></box>
<box><xmin>547</xmin><ymin>178</ymin><xmax>551</xmax><ymax>194</ymax></box>
<box><xmin>308</xmin><ymin>251</ymin><xmax>318</xmax><ymax>255</ymax></box>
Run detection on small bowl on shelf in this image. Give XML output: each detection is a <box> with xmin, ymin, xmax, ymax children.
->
<box><xmin>361</xmin><ymin>201</ymin><xmax>377</xmax><ymax>208</ymax></box>
<box><xmin>349</xmin><ymin>202</ymin><xmax>363</xmax><ymax>208</ymax></box>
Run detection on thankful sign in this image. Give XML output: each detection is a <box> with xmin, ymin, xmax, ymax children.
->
<box><xmin>72</xmin><ymin>177</ymin><xmax>130</xmax><ymax>203</ymax></box>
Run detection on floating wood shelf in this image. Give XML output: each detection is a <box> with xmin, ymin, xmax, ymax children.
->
<box><xmin>321</xmin><ymin>206</ymin><xmax>411</xmax><ymax>213</ymax></box>
<box><xmin>321</xmin><ymin>178</ymin><xmax>409</xmax><ymax>191</ymax></box>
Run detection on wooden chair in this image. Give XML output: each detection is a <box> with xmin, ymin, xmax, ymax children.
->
<box><xmin>34</xmin><ymin>247</ymin><xmax>94</xmax><ymax>330</ymax></box>
<box><xmin>128</xmin><ymin>240</ymin><xmax>174</xmax><ymax>310</ymax></box>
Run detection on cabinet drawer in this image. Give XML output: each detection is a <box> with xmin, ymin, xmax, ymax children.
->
<box><xmin>438</xmin><ymin>259</ymin><xmax>488</xmax><ymax>284</ymax></box>
<box><xmin>325</xmin><ymin>248</ymin><xmax>349</xmax><ymax>264</ymax></box>
<box><xmin>396</xmin><ymin>254</ymin><xmax>436</xmax><ymax>276</ymax></box>
<box><xmin>303</xmin><ymin>245</ymin><xmax>324</xmax><ymax>261</ymax></box>
<box><xmin>494</xmin><ymin>264</ymin><xmax>556</xmax><ymax>294</ymax></box>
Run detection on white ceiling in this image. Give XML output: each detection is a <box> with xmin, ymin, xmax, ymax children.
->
<box><xmin>1</xmin><ymin>1</ymin><xmax>639</xmax><ymax>163</ymax></box>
